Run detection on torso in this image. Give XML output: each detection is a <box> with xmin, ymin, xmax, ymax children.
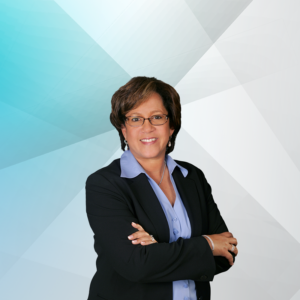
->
<box><xmin>151</xmin><ymin>166</ymin><xmax>176</xmax><ymax>207</ymax></box>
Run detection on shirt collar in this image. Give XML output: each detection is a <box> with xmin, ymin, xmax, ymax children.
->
<box><xmin>120</xmin><ymin>149</ymin><xmax>188</xmax><ymax>179</ymax></box>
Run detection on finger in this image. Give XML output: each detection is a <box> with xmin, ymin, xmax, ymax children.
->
<box><xmin>132</xmin><ymin>236</ymin><xmax>156</xmax><ymax>245</ymax></box>
<box><xmin>229</xmin><ymin>237</ymin><xmax>238</xmax><ymax>246</ymax></box>
<box><xmin>233</xmin><ymin>248</ymin><xmax>238</xmax><ymax>256</ymax></box>
<box><xmin>219</xmin><ymin>232</ymin><xmax>233</xmax><ymax>238</ymax></box>
<box><xmin>141</xmin><ymin>239</ymin><xmax>157</xmax><ymax>246</ymax></box>
<box><xmin>227</xmin><ymin>243</ymin><xmax>234</xmax><ymax>251</ymax></box>
<box><xmin>128</xmin><ymin>231</ymin><xmax>150</xmax><ymax>240</ymax></box>
<box><xmin>224</xmin><ymin>251</ymin><xmax>234</xmax><ymax>266</ymax></box>
<box><xmin>233</xmin><ymin>246</ymin><xmax>238</xmax><ymax>256</ymax></box>
<box><xmin>131</xmin><ymin>222</ymin><xmax>144</xmax><ymax>231</ymax></box>
<box><xmin>228</xmin><ymin>244</ymin><xmax>238</xmax><ymax>256</ymax></box>
<box><xmin>217</xmin><ymin>232</ymin><xmax>231</xmax><ymax>238</ymax></box>
<box><xmin>141</xmin><ymin>235</ymin><xmax>157</xmax><ymax>245</ymax></box>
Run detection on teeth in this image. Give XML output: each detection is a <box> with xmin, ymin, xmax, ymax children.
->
<box><xmin>141</xmin><ymin>138</ymin><xmax>157</xmax><ymax>142</ymax></box>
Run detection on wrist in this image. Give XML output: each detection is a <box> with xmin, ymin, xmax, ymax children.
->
<box><xmin>202</xmin><ymin>235</ymin><xmax>214</xmax><ymax>251</ymax></box>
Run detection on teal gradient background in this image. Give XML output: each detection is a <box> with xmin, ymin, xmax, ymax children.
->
<box><xmin>1</xmin><ymin>1</ymin><xmax>300</xmax><ymax>299</ymax></box>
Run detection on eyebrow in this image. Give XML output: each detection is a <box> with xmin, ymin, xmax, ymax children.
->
<box><xmin>129</xmin><ymin>110</ymin><xmax>164</xmax><ymax>115</ymax></box>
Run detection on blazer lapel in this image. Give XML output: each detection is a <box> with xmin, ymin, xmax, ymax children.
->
<box><xmin>128</xmin><ymin>173</ymin><xmax>170</xmax><ymax>243</ymax></box>
<box><xmin>172</xmin><ymin>167</ymin><xmax>203</xmax><ymax>237</ymax></box>
<box><xmin>127</xmin><ymin>166</ymin><xmax>204</xmax><ymax>242</ymax></box>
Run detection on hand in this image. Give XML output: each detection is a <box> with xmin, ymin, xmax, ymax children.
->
<box><xmin>128</xmin><ymin>222</ymin><xmax>158</xmax><ymax>246</ymax></box>
<box><xmin>203</xmin><ymin>232</ymin><xmax>238</xmax><ymax>266</ymax></box>
<box><xmin>219</xmin><ymin>231</ymin><xmax>238</xmax><ymax>257</ymax></box>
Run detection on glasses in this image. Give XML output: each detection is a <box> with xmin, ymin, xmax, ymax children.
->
<box><xmin>125</xmin><ymin>114</ymin><xmax>169</xmax><ymax>127</ymax></box>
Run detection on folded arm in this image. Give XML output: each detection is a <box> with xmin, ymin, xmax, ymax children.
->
<box><xmin>86</xmin><ymin>173</ymin><xmax>216</xmax><ymax>283</ymax></box>
<box><xmin>197</xmin><ymin>168</ymin><xmax>236</xmax><ymax>275</ymax></box>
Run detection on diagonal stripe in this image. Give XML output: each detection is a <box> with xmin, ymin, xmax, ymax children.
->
<box><xmin>182</xmin><ymin>87</ymin><xmax>300</xmax><ymax>242</ymax></box>
<box><xmin>0</xmin><ymin>130</ymin><xmax>120</xmax><ymax>278</ymax></box>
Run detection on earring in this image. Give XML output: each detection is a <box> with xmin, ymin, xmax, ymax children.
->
<box><xmin>168</xmin><ymin>139</ymin><xmax>171</xmax><ymax>147</ymax></box>
<box><xmin>124</xmin><ymin>139</ymin><xmax>128</xmax><ymax>150</ymax></box>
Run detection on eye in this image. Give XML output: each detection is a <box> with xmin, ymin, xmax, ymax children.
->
<box><xmin>152</xmin><ymin>115</ymin><xmax>163</xmax><ymax>119</ymax></box>
<box><xmin>131</xmin><ymin>117</ymin><xmax>141</xmax><ymax>122</ymax></box>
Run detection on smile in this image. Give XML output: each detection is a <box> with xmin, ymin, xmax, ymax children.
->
<box><xmin>140</xmin><ymin>138</ymin><xmax>157</xmax><ymax>142</ymax></box>
<box><xmin>140</xmin><ymin>138</ymin><xmax>158</xmax><ymax>145</ymax></box>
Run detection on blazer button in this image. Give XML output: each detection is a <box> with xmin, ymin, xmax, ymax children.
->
<box><xmin>200</xmin><ymin>275</ymin><xmax>207</xmax><ymax>280</ymax></box>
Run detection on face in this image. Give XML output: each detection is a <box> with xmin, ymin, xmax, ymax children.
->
<box><xmin>121</xmin><ymin>92</ymin><xmax>174</xmax><ymax>161</ymax></box>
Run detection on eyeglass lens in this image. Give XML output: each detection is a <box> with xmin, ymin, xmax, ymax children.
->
<box><xmin>126</xmin><ymin>114</ymin><xmax>167</xmax><ymax>126</ymax></box>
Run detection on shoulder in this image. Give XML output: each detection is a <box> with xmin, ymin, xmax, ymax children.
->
<box><xmin>86</xmin><ymin>158</ymin><xmax>121</xmax><ymax>186</ymax></box>
<box><xmin>85</xmin><ymin>158</ymin><xmax>131</xmax><ymax>210</ymax></box>
<box><xmin>174</xmin><ymin>160</ymin><xmax>213</xmax><ymax>199</ymax></box>
<box><xmin>174</xmin><ymin>159</ymin><xmax>205</xmax><ymax>178</ymax></box>
<box><xmin>173</xmin><ymin>159</ymin><xmax>212</xmax><ymax>190</ymax></box>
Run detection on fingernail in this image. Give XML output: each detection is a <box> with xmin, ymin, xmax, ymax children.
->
<box><xmin>141</xmin><ymin>242</ymin><xmax>145</xmax><ymax>244</ymax></box>
<box><xmin>132</xmin><ymin>222</ymin><xmax>136</xmax><ymax>225</ymax></box>
<box><xmin>128</xmin><ymin>235</ymin><xmax>133</xmax><ymax>239</ymax></box>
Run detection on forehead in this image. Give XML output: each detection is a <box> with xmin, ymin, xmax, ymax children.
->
<box><xmin>128</xmin><ymin>93</ymin><xmax>167</xmax><ymax>115</ymax></box>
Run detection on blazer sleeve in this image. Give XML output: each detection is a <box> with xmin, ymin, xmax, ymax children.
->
<box><xmin>197</xmin><ymin>168</ymin><xmax>236</xmax><ymax>276</ymax></box>
<box><xmin>86</xmin><ymin>172</ymin><xmax>216</xmax><ymax>283</ymax></box>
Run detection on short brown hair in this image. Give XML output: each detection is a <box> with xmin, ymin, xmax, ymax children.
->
<box><xmin>110</xmin><ymin>76</ymin><xmax>181</xmax><ymax>154</ymax></box>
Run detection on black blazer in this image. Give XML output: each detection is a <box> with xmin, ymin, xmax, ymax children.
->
<box><xmin>85</xmin><ymin>158</ymin><xmax>235</xmax><ymax>300</ymax></box>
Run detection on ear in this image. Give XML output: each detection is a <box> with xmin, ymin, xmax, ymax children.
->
<box><xmin>121</xmin><ymin>124</ymin><xmax>127</xmax><ymax>140</ymax></box>
<box><xmin>170</xmin><ymin>127</ymin><xmax>175</xmax><ymax>136</ymax></box>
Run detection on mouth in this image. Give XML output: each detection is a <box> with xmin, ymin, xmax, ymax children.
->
<box><xmin>140</xmin><ymin>137</ymin><xmax>158</xmax><ymax>145</ymax></box>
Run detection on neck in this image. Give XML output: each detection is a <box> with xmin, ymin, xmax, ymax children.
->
<box><xmin>133</xmin><ymin>153</ymin><xmax>166</xmax><ymax>178</ymax></box>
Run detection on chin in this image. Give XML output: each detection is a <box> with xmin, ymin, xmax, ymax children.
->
<box><xmin>133</xmin><ymin>147</ymin><xmax>165</xmax><ymax>159</ymax></box>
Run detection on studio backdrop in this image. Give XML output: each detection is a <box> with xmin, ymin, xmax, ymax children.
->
<box><xmin>0</xmin><ymin>0</ymin><xmax>300</xmax><ymax>299</ymax></box>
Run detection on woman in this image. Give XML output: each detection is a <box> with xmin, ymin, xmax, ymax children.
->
<box><xmin>86</xmin><ymin>76</ymin><xmax>238</xmax><ymax>300</ymax></box>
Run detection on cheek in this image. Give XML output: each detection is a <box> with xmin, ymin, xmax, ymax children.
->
<box><xmin>166</xmin><ymin>127</ymin><xmax>173</xmax><ymax>136</ymax></box>
<box><xmin>127</xmin><ymin>129</ymin><xmax>139</xmax><ymax>141</ymax></box>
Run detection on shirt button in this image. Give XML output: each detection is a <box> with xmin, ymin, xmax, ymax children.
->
<box><xmin>172</xmin><ymin>217</ymin><xmax>178</xmax><ymax>221</ymax></box>
<box><xmin>183</xmin><ymin>283</ymin><xmax>188</xmax><ymax>288</ymax></box>
<box><xmin>173</xmin><ymin>228</ymin><xmax>179</xmax><ymax>235</ymax></box>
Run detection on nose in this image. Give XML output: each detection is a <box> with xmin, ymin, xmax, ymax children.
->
<box><xmin>142</xmin><ymin>118</ymin><xmax>155</xmax><ymax>132</ymax></box>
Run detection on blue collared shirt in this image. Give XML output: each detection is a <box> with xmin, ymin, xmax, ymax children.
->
<box><xmin>120</xmin><ymin>149</ymin><xmax>197</xmax><ymax>300</ymax></box>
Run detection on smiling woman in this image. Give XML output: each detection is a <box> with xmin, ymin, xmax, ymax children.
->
<box><xmin>121</xmin><ymin>93</ymin><xmax>174</xmax><ymax>174</ymax></box>
<box><xmin>110</xmin><ymin>76</ymin><xmax>181</xmax><ymax>155</ymax></box>
<box><xmin>85</xmin><ymin>76</ymin><xmax>238</xmax><ymax>300</ymax></box>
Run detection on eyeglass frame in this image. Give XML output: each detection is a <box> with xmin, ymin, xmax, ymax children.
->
<box><xmin>124</xmin><ymin>113</ymin><xmax>169</xmax><ymax>127</ymax></box>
